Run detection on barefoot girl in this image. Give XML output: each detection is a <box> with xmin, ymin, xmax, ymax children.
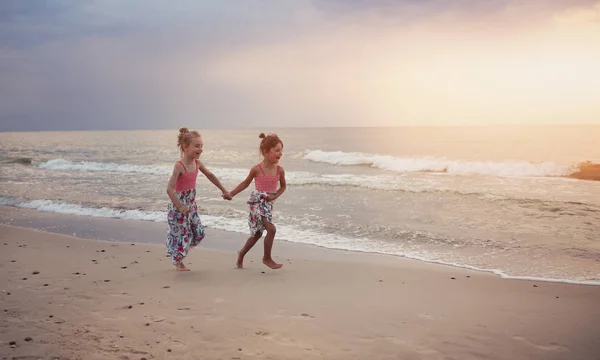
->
<box><xmin>166</xmin><ymin>127</ymin><xmax>231</xmax><ymax>271</ymax></box>
<box><xmin>229</xmin><ymin>133</ymin><xmax>287</xmax><ymax>269</ymax></box>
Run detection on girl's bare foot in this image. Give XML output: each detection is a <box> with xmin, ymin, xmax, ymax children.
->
<box><xmin>236</xmin><ymin>251</ymin><xmax>244</xmax><ymax>269</ymax></box>
<box><xmin>263</xmin><ymin>258</ymin><xmax>283</xmax><ymax>269</ymax></box>
<box><xmin>175</xmin><ymin>262</ymin><xmax>190</xmax><ymax>271</ymax></box>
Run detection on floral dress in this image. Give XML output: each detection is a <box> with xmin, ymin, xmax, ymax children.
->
<box><xmin>166</xmin><ymin>161</ymin><xmax>205</xmax><ymax>264</ymax></box>
<box><xmin>247</xmin><ymin>190</ymin><xmax>274</xmax><ymax>236</ymax></box>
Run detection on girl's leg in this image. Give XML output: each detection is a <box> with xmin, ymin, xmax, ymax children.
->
<box><xmin>237</xmin><ymin>232</ymin><xmax>262</xmax><ymax>269</ymax></box>
<box><xmin>262</xmin><ymin>220</ymin><xmax>282</xmax><ymax>269</ymax></box>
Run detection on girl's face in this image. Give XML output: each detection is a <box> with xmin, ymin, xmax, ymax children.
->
<box><xmin>264</xmin><ymin>142</ymin><xmax>283</xmax><ymax>164</ymax></box>
<box><xmin>184</xmin><ymin>136</ymin><xmax>203</xmax><ymax>159</ymax></box>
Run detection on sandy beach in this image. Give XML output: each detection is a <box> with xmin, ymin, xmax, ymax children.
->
<box><xmin>2</xmin><ymin>221</ymin><xmax>599</xmax><ymax>360</ymax></box>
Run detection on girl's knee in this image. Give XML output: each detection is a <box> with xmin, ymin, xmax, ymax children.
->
<box><xmin>266</xmin><ymin>223</ymin><xmax>276</xmax><ymax>235</ymax></box>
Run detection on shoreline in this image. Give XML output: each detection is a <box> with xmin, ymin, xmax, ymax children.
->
<box><xmin>1</xmin><ymin>205</ymin><xmax>598</xmax><ymax>286</ymax></box>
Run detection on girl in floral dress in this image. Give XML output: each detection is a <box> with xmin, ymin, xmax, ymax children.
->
<box><xmin>229</xmin><ymin>133</ymin><xmax>287</xmax><ymax>270</ymax></box>
<box><xmin>166</xmin><ymin>127</ymin><xmax>231</xmax><ymax>271</ymax></box>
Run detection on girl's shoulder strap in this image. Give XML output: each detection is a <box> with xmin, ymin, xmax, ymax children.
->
<box><xmin>177</xmin><ymin>160</ymin><xmax>187</xmax><ymax>173</ymax></box>
<box><xmin>276</xmin><ymin>165</ymin><xmax>281</xmax><ymax>176</ymax></box>
<box><xmin>257</xmin><ymin>163</ymin><xmax>265</xmax><ymax>175</ymax></box>
<box><xmin>195</xmin><ymin>159</ymin><xmax>199</xmax><ymax>171</ymax></box>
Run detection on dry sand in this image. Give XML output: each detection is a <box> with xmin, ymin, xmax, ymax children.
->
<box><xmin>1</xmin><ymin>224</ymin><xmax>599</xmax><ymax>360</ymax></box>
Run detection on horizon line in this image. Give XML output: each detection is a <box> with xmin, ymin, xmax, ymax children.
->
<box><xmin>3</xmin><ymin>123</ymin><xmax>600</xmax><ymax>133</ymax></box>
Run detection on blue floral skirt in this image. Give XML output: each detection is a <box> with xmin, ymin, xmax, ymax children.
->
<box><xmin>166</xmin><ymin>189</ymin><xmax>205</xmax><ymax>264</ymax></box>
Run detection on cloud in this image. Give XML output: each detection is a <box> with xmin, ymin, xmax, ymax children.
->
<box><xmin>1</xmin><ymin>0</ymin><xmax>599</xmax><ymax>130</ymax></box>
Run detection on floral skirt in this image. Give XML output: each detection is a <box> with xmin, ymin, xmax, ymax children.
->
<box><xmin>247</xmin><ymin>190</ymin><xmax>274</xmax><ymax>236</ymax></box>
<box><xmin>166</xmin><ymin>189</ymin><xmax>205</xmax><ymax>264</ymax></box>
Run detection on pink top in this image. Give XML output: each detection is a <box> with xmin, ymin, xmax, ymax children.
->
<box><xmin>175</xmin><ymin>160</ymin><xmax>198</xmax><ymax>192</ymax></box>
<box><xmin>255</xmin><ymin>164</ymin><xmax>280</xmax><ymax>193</ymax></box>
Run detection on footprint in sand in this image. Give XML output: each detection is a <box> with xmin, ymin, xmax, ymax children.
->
<box><xmin>293</xmin><ymin>313</ymin><xmax>315</xmax><ymax>320</ymax></box>
<box><xmin>256</xmin><ymin>331</ymin><xmax>315</xmax><ymax>350</ymax></box>
<box><xmin>360</xmin><ymin>335</ymin><xmax>407</xmax><ymax>346</ymax></box>
<box><xmin>417</xmin><ymin>313</ymin><xmax>434</xmax><ymax>320</ymax></box>
<box><xmin>512</xmin><ymin>336</ymin><xmax>569</xmax><ymax>352</ymax></box>
<box><xmin>144</xmin><ymin>315</ymin><xmax>166</xmax><ymax>324</ymax></box>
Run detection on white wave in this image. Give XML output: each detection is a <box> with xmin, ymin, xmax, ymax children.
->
<box><xmin>35</xmin><ymin>158</ymin><xmax>427</xmax><ymax>191</ymax></box>
<box><xmin>1</xmin><ymin>197</ymin><xmax>598</xmax><ymax>285</ymax></box>
<box><xmin>0</xmin><ymin>197</ymin><xmax>166</xmax><ymax>222</ymax></box>
<box><xmin>39</xmin><ymin>158</ymin><xmax>251</xmax><ymax>180</ymax></box>
<box><xmin>39</xmin><ymin>158</ymin><xmax>172</xmax><ymax>175</ymax></box>
<box><xmin>304</xmin><ymin>150</ymin><xmax>575</xmax><ymax>178</ymax></box>
<box><xmin>33</xmin><ymin>158</ymin><xmax>596</xmax><ymax>205</ymax></box>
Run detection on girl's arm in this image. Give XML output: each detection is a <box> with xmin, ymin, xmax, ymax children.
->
<box><xmin>267</xmin><ymin>167</ymin><xmax>287</xmax><ymax>202</ymax></box>
<box><xmin>230</xmin><ymin>167</ymin><xmax>257</xmax><ymax>198</ymax></box>
<box><xmin>198</xmin><ymin>160</ymin><xmax>228</xmax><ymax>195</ymax></box>
<box><xmin>167</xmin><ymin>162</ymin><xmax>188</xmax><ymax>213</ymax></box>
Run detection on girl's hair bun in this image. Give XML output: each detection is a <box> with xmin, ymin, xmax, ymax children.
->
<box><xmin>259</xmin><ymin>133</ymin><xmax>266</xmax><ymax>139</ymax></box>
<box><xmin>179</xmin><ymin>127</ymin><xmax>189</xmax><ymax>134</ymax></box>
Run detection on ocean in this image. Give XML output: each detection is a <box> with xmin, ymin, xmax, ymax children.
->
<box><xmin>1</xmin><ymin>126</ymin><xmax>599</xmax><ymax>284</ymax></box>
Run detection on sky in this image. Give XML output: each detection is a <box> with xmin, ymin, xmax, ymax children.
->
<box><xmin>1</xmin><ymin>0</ymin><xmax>599</xmax><ymax>131</ymax></box>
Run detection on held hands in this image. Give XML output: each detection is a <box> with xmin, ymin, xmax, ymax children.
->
<box><xmin>222</xmin><ymin>191</ymin><xmax>233</xmax><ymax>201</ymax></box>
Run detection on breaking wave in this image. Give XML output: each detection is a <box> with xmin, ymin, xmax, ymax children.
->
<box><xmin>304</xmin><ymin>150</ymin><xmax>598</xmax><ymax>180</ymax></box>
